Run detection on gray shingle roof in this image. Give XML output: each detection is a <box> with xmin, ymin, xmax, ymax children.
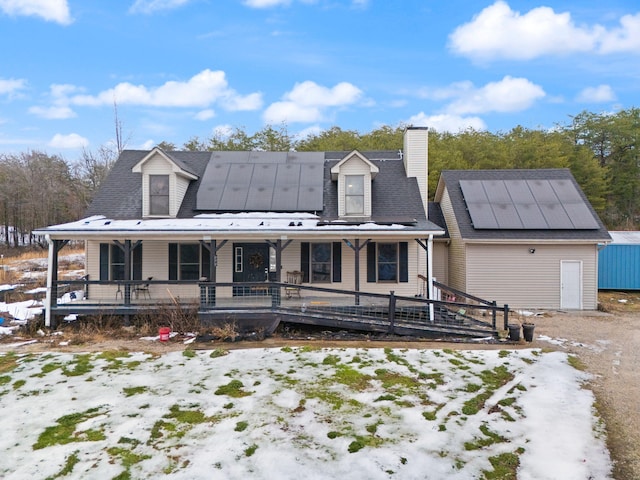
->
<box><xmin>440</xmin><ymin>169</ymin><xmax>611</xmax><ymax>241</ymax></box>
<box><xmin>85</xmin><ymin>149</ymin><xmax>443</xmax><ymax>233</ymax></box>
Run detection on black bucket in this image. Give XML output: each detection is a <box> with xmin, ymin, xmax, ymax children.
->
<box><xmin>522</xmin><ymin>323</ymin><xmax>535</xmax><ymax>342</ymax></box>
<box><xmin>507</xmin><ymin>324</ymin><xmax>521</xmax><ymax>341</ymax></box>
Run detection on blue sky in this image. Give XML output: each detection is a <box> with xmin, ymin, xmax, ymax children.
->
<box><xmin>0</xmin><ymin>0</ymin><xmax>638</xmax><ymax>158</ymax></box>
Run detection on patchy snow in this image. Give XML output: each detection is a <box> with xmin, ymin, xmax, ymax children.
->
<box><xmin>0</xmin><ymin>347</ymin><xmax>611</xmax><ymax>479</ymax></box>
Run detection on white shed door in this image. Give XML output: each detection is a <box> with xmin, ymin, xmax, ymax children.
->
<box><xmin>561</xmin><ymin>260</ymin><xmax>582</xmax><ymax>309</ymax></box>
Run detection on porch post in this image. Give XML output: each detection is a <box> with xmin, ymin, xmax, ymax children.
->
<box><xmin>45</xmin><ymin>236</ymin><xmax>55</xmax><ymax>328</ymax></box>
<box><xmin>354</xmin><ymin>239</ymin><xmax>360</xmax><ymax>305</ymax></box>
<box><xmin>427</xmin><ymin>234</ymin><xmax>434</xmax><ymax>322</ymax></box>
<box><xmin>343</xmin><ymin>238</ymin><xmax>370</xmax><ymax>306</ymax></box>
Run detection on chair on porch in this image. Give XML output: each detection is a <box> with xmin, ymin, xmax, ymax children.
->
<box><xmin>134</xmin><ymin>277</ymin><xmax>152</xmax><ymax>299</ymax></box>
<box><xmin>284</xmin><ymin>271</ymin><xmax>303</xmax><ymax>299</ymax></box>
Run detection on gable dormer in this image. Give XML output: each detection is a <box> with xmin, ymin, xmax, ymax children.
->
<box><xmin>330</xmin><ymin>150</ymin><xmax>379</xmax><ymax>218</ymax></box>
<box><xmin>132</xmin><ymin>147</ymin><xmax>198</xmax><ymax>218</ymax></box>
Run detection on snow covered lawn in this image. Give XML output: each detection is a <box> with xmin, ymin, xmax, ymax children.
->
<box><xmin>0</xmin><ymin>347</ymin><xmax>611</xmax><ymax>479</ymax></box>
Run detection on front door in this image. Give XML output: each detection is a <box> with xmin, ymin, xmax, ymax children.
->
<box><xmin>561</xmin><ymin>260</ymin><xmax>582</xmax><ymax>309</ymax></box>
<box><xmin>233</xmin><ymin>243</ymin><xmax>270</xmax><ymax>295</ymax></box>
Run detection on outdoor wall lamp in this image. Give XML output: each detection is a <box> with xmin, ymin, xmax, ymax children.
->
<box><xmin>529</xmin><ymin>248</ymin><xmax>536</xmax><ymax>254</ymax></box>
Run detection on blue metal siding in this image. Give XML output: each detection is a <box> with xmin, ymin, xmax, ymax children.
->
<box><xmin>599</xmin><ymin>244</ymin><xmax>640</xmax><ymax>290</ymax></box>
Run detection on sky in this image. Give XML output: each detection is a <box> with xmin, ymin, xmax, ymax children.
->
<box><xmin>0</xmin><ymin>0</ymin><xmax>638</xmax><ymax>160</ymax></box>
<box><xmin>0</xmin><ymin>344</ymin><xmax>612</xmax><ymax>479</ymax></box>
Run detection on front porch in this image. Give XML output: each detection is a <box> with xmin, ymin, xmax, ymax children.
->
<box><xmin>49</xmin><ymin>278</ymin><xmax>509</xmax><ymax>340</ymax></box>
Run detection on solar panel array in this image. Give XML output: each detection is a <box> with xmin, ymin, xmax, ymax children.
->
<box><xmin>459</xmin><ymin>179</ymin><xmax>600</xmax><ymax>230</ymax></box>
<box><xmin>196</xmin><ymin>152</ymin><xmax>325</xmax><ymax>211</ymax></box>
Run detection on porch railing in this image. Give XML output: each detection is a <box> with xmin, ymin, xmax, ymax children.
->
<box><xmin>50</xmin><ymin>278</ymin><xmax>508</xmax><ymax>334</ymax></box>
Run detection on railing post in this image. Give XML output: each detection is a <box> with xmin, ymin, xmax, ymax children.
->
<box><xmin>387</xmin><ymin>291</ymin><xmax>396</xmax><ymax>334</ymax></box>
<box><xmin>503</xmin><ymin>304</ymin><xmax>509</xmax><ymax>330</ymax></box>
<box><xmin>271</xmin><ymin>283</ymin><xmax>281</xmax><ymax>308</ymax></box>
<box><xmin>492</xmin><ymin>300</ymin><xmax>497</xmax><ymax>329</ymax></box>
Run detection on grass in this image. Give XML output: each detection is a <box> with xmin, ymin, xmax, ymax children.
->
<box><xmin>214</xmin><ymin>379</ymin><xmax>252</xmax><ymax>397</ymax></box>
<box><xmin>33</xmin><ymin>407</ymin><xmax>106</xmax><ymax>450</ymax></box>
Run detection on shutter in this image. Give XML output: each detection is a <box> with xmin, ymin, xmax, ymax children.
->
<box><xmin>99</xmin><ymin>243</ymin><xmax>109</xmax><ymax>281</ymax></box>
<box><xmin>300</xmin><ymin>242</ymin><xmax>310</xmax><ymax>283</ymax></box>
<box><xmin>133</xmin><ymin>244</ymin><xmax>142</xmax><ymax>281</ymax></box>
<box><xmin>367</xmin><ymin>242</ymin><xmax>376</xmax><ymax>283</ymax></box>
<box><xmin>201</xmin><ymin>245</ymin><xmax>210</xmax><ymax>280</ymax></box>
<box><xmin>399</xmin><ymin>242</ymin><xmax>408</xmax><ymax>283</ymax></box>
<box><xmin>332</xmin><ymin>242</ymin><xmax>342</xmax><ymax>283</ymax></box>
<box><xmin>169</xmin><ymin>243</ymin><xmax>178</xmax><ymax>280</ymax></box>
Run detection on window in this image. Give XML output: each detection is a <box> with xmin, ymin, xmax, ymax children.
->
<box><xmin>300</xmin><ymin>242</ymin><xmax>341</xmax><ymax>283</ymax></box>
<box><xmin>149</xmin><ymin>175</ymin><xmax>169</xmax><ymax>215</ymax></box>
<box><xmin>377</xmin><ymin>243</ymin><xmax>398</xmax><ymax>282</ymax></box>
<box><xmin>169</xmin><ymin>243</ymin><xmax>210</xmax><ymax>280</ymax></box>
<box><xmin>311</xmin><ymin>243</ymin><xmax>331</xmax><ymax>283</ymax></box>
<box><xmin>367</xmin><ymin>242</ymin><xmax>408</xmax><ymax>283</ymax></box>
<box><xmin>99</xmin><ymin>243</ymin><xmax>142</xmax><ymax>281</ymax></box>
<box><xmin>345</xmin><ymin>175</ymin><xmax>364</xmax><ymax>215</ymax></box>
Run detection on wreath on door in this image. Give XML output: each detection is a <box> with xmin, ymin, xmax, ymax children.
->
<box><xmin>249</xmin><ymin>252</ymin><xmax>264</xmax><ymax>269</ymax></box>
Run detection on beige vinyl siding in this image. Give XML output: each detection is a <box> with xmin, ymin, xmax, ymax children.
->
<box><xmin>84</xmin><ymin>238</ymin><xmax>426</xmax><ymax>301</ymax></box>
<box><xmin>140</xmin><ymin>154</ymin><xmax>192</xmax><ymax>218</ymax></box>
<box><xmin>337</xmin><ymin>157</ymin><xmax>373</xmax><ymax>217</ymax></box>
<box><xmin>465</xmin><ymin>243</ymin><xmax>599</xmax><ymax>310</ymax></box>
<box><xmin>174</xmin><ymin>176</ymin><xmax>190</xmax><ymax>215</ymax></box>
<box><xmin>432</xmin><ymin>241</ymin><xmax>448</xmax><ymax>284</ymax></box>
<box><xmin>403</xmin><ymin>128</ymin><xmax>428</xmax><ymax>213</ymax></box>
<box><xmin>439</xmin><ymin>187</ymin><xmax>466</xmax><ymax>292</ymax></box>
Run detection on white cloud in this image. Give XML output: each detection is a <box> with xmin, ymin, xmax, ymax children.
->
<box><xmin>0</xmin><ymin>0</ymin><xmax>72</xmax><ymax>25</ymax></box>
<box><xmin>263</xmin><ymin>81</ymin><xmax>363</xmax><ymax>124</ymax></box>
<box><xmin>418</xmin><ymin>76</ymin><xmax>545</xmax><ymax>116</ymax></box>
<box><xmin>140</xmin><ymin>139</ymin><xmax>156</xmax><ymax>149</ymax></box>
<box><xmin>0</xmin><ymin>78</ymin><xmax>27</xmax><ymax>97</ymax></box>
<box><xmin>576</xmin><ymin>85</ymin><xmax>616</xmax><ymax>103</ymax></box>
<box><xmin>129</xmin><ymin>0</ymin><xmax>190</xmax><ymax>14</ymax></box>
<box><xmin>599</xmin><ymin>13</ymin><xmax>640</xmax><ymax>53</ymax></box>
<box><xmin>448</xmin><ymin>1</ymin><xmax>640</xmax><ymax>61</ymax></box>
<box><xmin>242</xmin><ymin>0</ymin><xmax>291</xmax><ymax>7</ymax></box>
<box><xmin>67</xmin><ymin>70</ymin><xmax>262</xmax><ymax>111</ymax></box>
<box><xmin>28</xmin><ymin>105</ymin><xmax>76</xmax><ymax>119</ymax></box>
<box><xmin>446</xmin><ymin>76</ymin><xmax>545</xmax><ymax>115</ymax></box>
<box><xmin>48</xmin><ymin>133</ymin><xmax>88</xmax><ymax>149</ymax></box>
<box><xmin>406</xmin><ymin>113</ymin><xmax>487</xmax><ymax>133</ymax></box>
<box><xmin>194</xmin><ymin>109</ymin><xmax>215</xmax><ymax>121</ymax></box>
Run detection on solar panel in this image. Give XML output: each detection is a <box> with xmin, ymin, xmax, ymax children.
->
<box><xmin>196</xmin><ymin>152</ymin><xmax>324</xmax><ymax>211</ymax></box>
<box><xmin>460</xmin><ymin>177</ymin><xmax>599</xmax><ymax>230</ymax></box>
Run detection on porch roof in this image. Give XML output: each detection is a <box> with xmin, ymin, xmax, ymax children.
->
<box><xmin>34</xmin><ymin>212</ymin><xmax>445</xmax><ymax>240</ymax></box>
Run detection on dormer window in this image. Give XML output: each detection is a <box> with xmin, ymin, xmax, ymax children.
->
<box><xmin>345</xmin><ymin>175</ymin><xmax>364</xmax><ymax>215</ymax></box>
<box><xmin>150</xmin><ymin>175</ymin><xmax>170</xmax><ymax>216</ymax></box>
<box><xmin>330</xmin><ymin>150</ymin><xmax>379</xmax><ymax>218</ymax></box>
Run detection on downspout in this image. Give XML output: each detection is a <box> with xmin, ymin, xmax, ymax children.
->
<box><xmin>428</xmin><ymin>234</ymin><xmax>434</xmax><ymax>323</ymax></box>
<box><xmin>45</xmin><ymin>234</ymin><xmax>53</xmax><ymax>327</ymax></box>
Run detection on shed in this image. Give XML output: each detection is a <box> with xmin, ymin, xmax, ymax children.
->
<box><xmin>598</xmin><ymin>231</ymin><xmax>640</xmax><ymax>290</ymax></box>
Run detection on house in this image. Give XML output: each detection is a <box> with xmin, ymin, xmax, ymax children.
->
<box><xmin>598</xmin><ymin>231</ymin><xmax>640</xmax><ymax>290</ymax></box>
<box><xmin>433</xmin><ymin>169</ymin><xmax>611</xmax><ymax>310</ymax></box>
<box><xmin>35</xmin><ymin>127</ymin><xmax>610</xmax><ymax>331</ymax></box>
<box><xmin>36</xmin><ymin>128</ymin><xmax>449</xmax><ymax>328</ymax></box>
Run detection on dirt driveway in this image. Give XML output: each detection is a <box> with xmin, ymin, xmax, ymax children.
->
<box><xmin>1</xmin><ymin>301</ymin><xmax>638</xmax><ymax>479</ymax></box>
<box><xmin>526</xmin><ymin>306</ymin><xmax>640</xmax><ymax>480</ymax></box>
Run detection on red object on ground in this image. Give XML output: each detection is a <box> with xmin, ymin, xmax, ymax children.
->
<box><xmin>159</xmin><ymin>327</ymin><xmax>171</xmax><ymax>342</ymax></box>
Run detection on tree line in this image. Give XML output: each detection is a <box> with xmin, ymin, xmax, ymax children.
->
<box><xmin>0</xmin><ymin>108</ymin><xmax>638</xmax><ymax>247</ymax></box>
